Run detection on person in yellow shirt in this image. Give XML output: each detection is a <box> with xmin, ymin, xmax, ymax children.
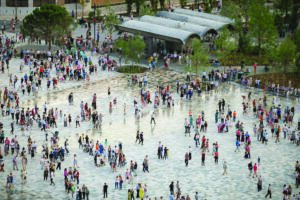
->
<box><xmin>139</xmin><ymin>185</ymin><xmax>144</xmax><ymax>199</ymax></box>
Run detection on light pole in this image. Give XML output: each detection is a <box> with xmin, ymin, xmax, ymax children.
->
<box><xmin>75</xmin><ymin>0</ymin><xmax>78</xmax><ymax>20</ymax></box>
<box><xmin>94</xmin><ymin>3</ymin><xmax>96</xmax><ymax>41</ymax></box>
<box><xmin>15</xmin><ymin>0</ymin><xmax>18</xmax><ymax>19</ymax></box>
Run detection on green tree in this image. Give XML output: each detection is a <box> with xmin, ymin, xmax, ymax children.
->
<box><xmin>274</xmin><ymin>0</ymin><xmax>293</xmax><ymax>16</ymax></box>
<box><xmin>88</xmin><ymin>11</ymin><xmax>94</xmax><ymax>21</ymax></box>
<box><xmin>214</xmin><ymin>28</ymin><xmax>230</xmax><ymax>50</ymax></box>
<box><xmin>190</xmin><ymin>39</ymin><xmax>209</xmax><ymax>75</ymax></box>
<box><xmin>114</xmin><ymin>36</ymin><xmax>146</xmax><ymax>67</ymax></box>
<box><xmin>248</xmin><ymin>0</ymin><xmax>277</xmax><ymax>57</ymax></box>
<box><xmin>264</xmin><ymin>42</ymin><xmax>279</xmax><ymax>71</ymax></box>
<box><xmin>104</xmin><ymin>7</ymin><xmax>120</xmax><ymax>37</ymax></box>
<box><xmin>158</xmin><ymin>0</ymin><xmax>164</xmax><ymax>10</ymax></box>
<box><xmin>140</xmin><ymin>4</ymin><xmax>156</xmax><ymax>16</ymax></box>
<box><xmin>126</xmin><ymin>0</ymin><xmax>133</xmax><ymax>14</ymax></box>
<box><xmin>218</xmin><ymin>40</ymin><xmax>237</xmax><ymax>69</ymax></box>
<box><xmin>290</xmin><ymin>0</ymin><xmax>300</xmax><ymax>31</ymax></box>
<box><xmin>21</xmin><ymin>4</ymin><xmax>75</xmax><ymax>50</ymax></box>
<box><xmin>134</xmin><ymin>0</ymin><xmax>145</xmax><ymax>16</ymax></box>
<box><xmin>277</xmin><ymin>37</ymin><xmax>296</xmax><ymax>73</ymax></box>
<box><xmin>220</xmin><ymin>0</ymin><xmax>249</xmax><ymax>56</ymax></box>
<box><xmin>294</xmin><ymin>28</ymin><xmax>300</xmax><ymax>53</ymax></box>
<box><xmin>88</xmin><ymin>8</ymin><xmax>102</xmax><ymax>21</ymax></box>
<box><xmin>273</xmin><ymin>0</ymin><xmax>300</xmax><ymax>31</ymax></box>
<box><xmin>215</xmin><ymin>29</ymin><xmax>238</xmax><ymax>69</ymax></box>
<box><xmin>149</xmin><ymin>0</ymin><xmax>158</xmax><ymax>11</ymax></box>
<box><xmin>294</xmin><ymin>28</ymin><xmax>300</xmax><ymax>71</ymax></box>
<box><xmin>238</xmin><ymin>33</ymin><xmax>251</xmax><ymax>54</ymax></box>
<box><xmin>80</xmin><ymin>0</ymin><xmax>87</xmax><ymax>17</ymax></box>
<box><xmin>96</xmin><ymin>8</ymin><xmax>102</xmax><ymax>21</ymax></box>
<box><xmin>219</xmin><ymin>0</ymin><xmax>241</xmax><ymax>20</ymax></box>
<box><xmin>179</xmin><ymin>0</ymin><xmax>187</xmax><ymax>8</ymax></box>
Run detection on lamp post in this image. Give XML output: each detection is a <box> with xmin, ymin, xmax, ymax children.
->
<box><xmin>15</xmin><ymin>0</ymin><xmax>18</xmax><ymax>19</ymax></box>
<box><xmin>75</xmin><ymin>0</ymin><xmax>78</xmax><ymax>20</ymax></box>
<box><xmin>94</xmin><ymin>3</ymin><xmax>96</xmax><ymax>41</ymax></box>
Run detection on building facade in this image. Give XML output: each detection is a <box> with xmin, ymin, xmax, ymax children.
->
<box><xmin>0</xmin><ymin>0</ymin><xmax>92</xmax><ymax>20</ymax></box>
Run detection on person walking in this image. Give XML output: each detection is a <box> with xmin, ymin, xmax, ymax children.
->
<box><xmin>169</xmin><ymin>181</ymin><xmax>174</xmax><ymax>195</ymax></box>
<box><xmin>13</xmin><ymin>156</ymin><xmax>18</xmax><ymax>170</ymax></box>
<box><xmin>235</xmin><ymin>140</ymin><xmax>240</xmax><ymax>152</ymax></box>
<box><xmin>108</xmin><ymin>87</ymin><xmax>111</xmax><ymax>96</ymax></box>
<box><xmin>201</xmin><ymin>151</ymin><xmax>205</xmax><ymax>166</ymax></box>
<box><xmin>21</xmin><ymin>169</ymin><xmax>27</xmax><ymax>184</ymax></box>
<box><xmin>195</xmin><ymin>192</ymin><xmax>200</xmax><ymax>200</ymax></box>
<box><xmin>248</xmin><ymin>161</ymin><xmax>253</xmax><ymax>177</ymax></box>
<box><xmin>257</xmin><ymin>176</ymin><xmax>262</xmax><ymax>192</ymax></box>
<box><xmin>75</xmin><ymin>115</ymin><xmax>80</xmax><ymax>128</ymax></box>
<box><xmin>253</xmin><ymin>163</ymin><xmax>258</xmax><ymax>178</ymax></box>
<box><xmin>50</xmin><ymin>171</ymin><xmax>55</xmax><ymax>186</ymax></box>
<box><xmin>184</xmin><ymin>152</ymin><xmax>189</xmax><ymax>167</ymax></box>
<box><xmin>103</xmin><ymin>182</ymin><xmax>108</xmax><ymax>198</ymax></box>
<box><xmin>135</xmin><ymin>130</ymin><xmax>140</xmax><ymax>144</ymax></box>
<box><xmin>150</xmin><ymin>112</ymin><xmax>156</xmax><ymax>125</ymax></box>
<box><xmin>139</xmin><ymin>132</ymin><xmax>144</xmax><ymax>145</ymax></box>
<box><xmin>214</xmin><ymin>151</ymin><xmax>219</xmax><ymax>164</ymax></box>
<box><xmin>265</xmin><ymin>184</ymin><xmax>272</xmax><ymax>198</ymax></box>
<box><xmin>223</xmin><ymin>161</ymin><xmax>228</xmax><ymax>175</ymax></box>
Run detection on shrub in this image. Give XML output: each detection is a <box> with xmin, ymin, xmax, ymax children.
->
<box><xmin>117</xmin><ymin>65</ymin><xmax>148</xmax><ymax>73</ymax></box>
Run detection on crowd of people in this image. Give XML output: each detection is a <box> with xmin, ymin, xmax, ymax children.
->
<box><xmin>0</xmin><ymin>9</ymin><xmax>300</xmax><ymax>200</ymax></box>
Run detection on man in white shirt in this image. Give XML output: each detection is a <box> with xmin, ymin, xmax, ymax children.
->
<box><xmin>195</xmin><ymin>191</ymin><xmax>200</xmax><ymax>200</ymax></box>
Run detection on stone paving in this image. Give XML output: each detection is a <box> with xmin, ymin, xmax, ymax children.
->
<box><xmin>0</xmin><ymin>26</ymin><xmax>300</xmax><ymax>200</ymax></box>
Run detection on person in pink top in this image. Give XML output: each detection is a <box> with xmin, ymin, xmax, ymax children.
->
<box><xmin>253</xmin><ymin>163</ymin><xmax>258</xmax><ymax>178</ymax></box>
<box><xmin>4</xmin><ymin>137</ymin><xmax>10</xmax><ymax>156</ymax></box>
<box><xmin>253</xmin><ymin>63</ymin><xmax>257</xmax><ymax>74</ymax></box>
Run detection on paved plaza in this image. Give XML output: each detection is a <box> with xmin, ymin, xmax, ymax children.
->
<box><xmin>0</xmin><ymin>52</ymin><xmax>299</xmax><ymax>200</ymax></box>
<box><xmin>0</xmin><ymin>21</ymin><xmax>300</xmax><ymax>200</ymax></box>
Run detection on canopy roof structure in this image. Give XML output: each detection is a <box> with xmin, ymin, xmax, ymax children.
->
<box><xmin>173</xmin><ymin>8</ymin><xmax>234</xmax><ymax>24</ymax></box>
<box><xmin>116</xmin><ymin>9</ymin><xmax>233</xmax><ymax>45</ymax></box>
<box><xmin>156</xmin><ymin>11</ymin><xmax>228</xmax><ymax>30</ymax></box>
<box><xmin>116</xmin><ymin>20</ymin><xmax>200</xmax><ymax>44</ymax></box>
<box><xmin>139</xmin><ymin>15</ymin><xmax>217</xmax><ymax>38</ymax></box>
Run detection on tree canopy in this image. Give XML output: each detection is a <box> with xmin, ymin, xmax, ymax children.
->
<box><xmin>277</xmin><ymin>37</ymin><xmax>296</xmax><ymax>73</ymax></box>
<box><xmin>273</xmin><ymin>0</ymin><xmax>300</xmax><ymax>32</ymax></box>
<box><xmin>248</xmin><ymin>0</ymin><xmax>277</xmax><ymax>57</ymax></box>
<box><xmin>21</xmin><ymin>4</ymin><xmax>75</xmax><ymax>50</ymax></box>
<box><xmin>219</xmin><ymin>0</ymin><xmax>241</xmax><ymax>20</ymax></box>
<box><xmin>215</xmin><ymin>29</ymin><xmax>237</xmax><ymax>68</ymax></box>
<box><xmin>190</xmin><ymin>38</ymin><xmax>209</xmax><ymax>75</ymax></box>
<box><xmin>140</xmin><ymin>4</ymin><xmax>156</xmax><ymax>16</ymax></box>
<box><xmin>134</xmin><ymin>0</ymin><xmax>146</xmax><ymax>16</ymax></box>
<box><xmin>104</xmin><ymin>7</ymin><xmax>120</xmax><ymax>37</ymax></box>
<box><xmin>114</xmin><ymin>36</ymin><xmax>146</xmax><ymax>67</ymax></box>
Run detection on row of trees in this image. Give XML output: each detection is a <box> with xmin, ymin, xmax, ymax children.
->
<box><xmin>125</xmin><ymin>0</ymin><xmax>166</xmax><ymax>16</ymax></box>
<box><xmin>217</xmin><ymin>0</ymin><xmax>300</xmax><ymax>72</ymax></box>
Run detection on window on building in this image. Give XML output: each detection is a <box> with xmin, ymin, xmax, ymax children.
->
<box><xmin>33</xmin><ymin>0</ymin><xmax>56</xmax><ymax>7</ymax></box>
<box><xmin>6</xmin><ymin>0</ymin><xmax>29</xmax><ymax>7</ymax></box>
